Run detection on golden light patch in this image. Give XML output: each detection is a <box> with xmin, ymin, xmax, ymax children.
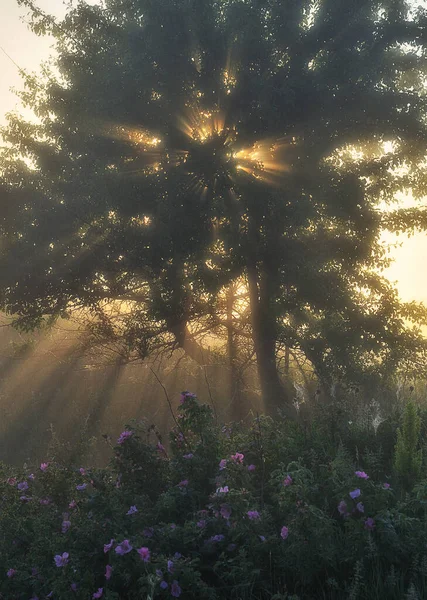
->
<box><xmin>178</xmin><ymin>105</ymin><xmax>226</xmax><ymax>142</ymax></box>
<box><xmin>233</xmin><ymin>139</ymin><xmax>291</xmax><ymax>184</ymax></box>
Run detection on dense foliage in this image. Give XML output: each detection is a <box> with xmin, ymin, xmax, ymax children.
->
<box><xmin>1</xmin><ymin>0</ymin><xmax>427</xmax><ymax>414</ymax></box>
<box><xmin>2</xmin><ymin>393</ymin><xmax>427</xmax><ymax>599</ymax></box>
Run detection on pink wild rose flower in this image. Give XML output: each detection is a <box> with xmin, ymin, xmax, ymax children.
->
<box><xmin>137</xmin><ymin>547</ymin><xmax>151</xmax><ymax>562</ymax></box>
<box><xmin>247</xmin><ymin>510</ymin><xmax>261</xmax><ymax>520</ymax></box>
<box><xmin>54</xmin><ymin>552</ymin><xmax>69</xmax><ymax>567</ymax></box>
<box><xmin>338</xmin><ymin>500</ymin><xmax>348</xmax><ymax>516</ymax></box>
<box><xmin>171</xmin><ymin>580</ymin><xmax>182</xmax><ymax>598</ymax></box>
<box><xmin>61</xmin><ymin>520</ymin><xmax>71</xmax><ymax>534</ymax></box>
<box><xmin>115</xmin><ymin>540</ymin><xmax>133</xmax><ymax>555</ymax></box>
<box><xmin>117</xmin><ymin>430</ymin><xmax>133</xmax><ymax>445</ymax></box>
<box><xmin>230</xmin><ymin>452</ymin><xmax>244</xmax><ymax>464</ymax></box>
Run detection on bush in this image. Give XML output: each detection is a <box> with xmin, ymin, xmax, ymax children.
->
<box><xmin>1</xmin><ymin>392</ymin><xmax>427</xmax><ymax>599</ymax></box>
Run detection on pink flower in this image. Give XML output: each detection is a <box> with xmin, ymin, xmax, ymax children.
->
<box><xmin>76</xmin><ymin>483</ymin><xmax>87</xmax><ymax>491</ymax></box>
<box><xmin>247</xmin><ymin>464</ymin><xmax>256</xmax><ymax>472</ymax></box>
<box><xmin>219</xmin><ymin>459</ymin><xmax>227</xmax><ymax>470</ymax></box>
<box><xmin>177</xmin><ymin>479</ymin><xmax>188</xmax><ymax>488</ymax></box>
<box><xmin>61</xmin><ymin>520</ymin><xmax>71</xmax><ymax>534</ymax></box>
<box><xmin>355</xmin><ymin>471</ymin><xmax>369</xmax><ymax>480</ymax></box>
<box><xmin>216</xmin><ymin>486</ymin><xmax>229</xmax><ymax>494</ymax></box>
<box><xmin>364</xmin><ymin>517</ymin><xmax>375</xmax><ymax>531</ymax></box>
<box><xmin>157</xmin><ymin>442</ymin><xmax>166</xmax><ymax>453</ymax></box>
<box><xmin>79</xmin><ymin>468</ymin><xmax>86</xmax><ymax>476</ymax></box>
<box><xmin>338</xmin><ymin>500</ymin><xmax>348</xmax><ymax>516</ymax></box>
<box><xmin>137</xmin><ymin>547</ymin><xmax>151</xmax><ymax>562</ymax></box>
<box><xmin>54</xmin><ymin>552</ymin><xmax>69</xmax><ymax>567</ymax></box>
<box><xmin>283</xmin><ymin>475</ymin><xmax>293</xmax><ymax>487</ymax></box>
<box><xmin>180</xmin><ymin>391</ymin><xmax>196</xmax><ymax>404</ymax></box>
<box><xmin>117</xmin><ymin>430</ymin><xmax>133</xmax><ymax>445</ymax></box>
<box><xmin>383</xmin><ymin>482</ymin><xmax>391</xmax><ymax>489</ymax></box>
<box><xmin>17</xmin><ymin>481</ymin><xmax>28</xmax><ymax>491</ymax></box>
<box><xmin>143</xmin><ymin>527</ymin><xmax>154</xmax><ymax>538</ymax></box>
<box><xmin>115</xmin><ymin>539</ymin><xmax>133</xmax><ymax>555</ymax></box>
<box><xmin>171</xmin><ymin>580</ymin><xmax>182</xmax><ymax>597</ymax></box>
<box><xmin>280</xmin><ymin>526</ymin><xmax>289</xmax><ymax>539</ymax></box>
<box><xmin>220</xmin><ymin>504</ymin><xmax>232</xmax><ymax>519</ymax></box>
<box><xmin>7</xmin><ymin>568</ymin><xmax>16</xmax><ymax>578</ymax></box>
<box><xmin>127</xmin><ymin>505</ymin><xmax>138</xmax><ymax>515</ymax></box>
<box><xmin>69</xmin><ymin>500</ymin><xmax>77</xmax><ymax>509</ymax></box>
<box><xmin>105</xmin><ymin>565</ymin><xmax>112</xmax><ymax>580</ymax></box>
<box><xmin>104</xmin><ymin>539</ymin><xmax>114</xmax><ymax>553</ymax></box>
<box><xmin>349</xmin><ymin>488</ymin><xmax>361</xmax><ymax>500</ymax></box>
<box><xmin>40</xmin><ymin>498</ymin><xmax>51</xmax><ymax>505</ymax></box>
<box><xmin>230</xmin><ymin>452</ymin><xmax>244</xmax><ymax>464</ymax></box>
<box><xmin>7</xmin><ymin>477</ymin><xmax>17</xmax><ymax>486</ymax></box>
<box><xmin>40</xmin><ymin>463</ymin><xmax>49</xmax><ymax>472</ymax></box>
<box><xmin>93</xmin><ymin>588</ymin><xmax>103</xmax><ymax>599</ymax></box>
<box><xmin>247</xmin><ymin>510</ymin><xmax>260</xmax><ymax>520</ymax></box>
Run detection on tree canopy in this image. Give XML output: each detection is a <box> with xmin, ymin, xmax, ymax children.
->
<box><xmin>1</xmin><ymin>0</ymin><xmax>427</xmax><ymax>415</ymax></box>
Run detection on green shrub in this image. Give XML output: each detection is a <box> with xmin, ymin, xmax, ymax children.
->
<box><xmin>394</xmin><ymin>402</ymin><xmax>422</xmax><ymax>489</ymax></box>
<box><xmin>1</xmin><ymin>393</ymin><xmax>427</xmax><ymax>599</ymax></box>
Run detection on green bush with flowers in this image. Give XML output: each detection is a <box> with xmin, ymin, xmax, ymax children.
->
<box><xmin>1</xmin><ymin>394</ymin><xmax>427</xmax><ymax>599</ymax></box>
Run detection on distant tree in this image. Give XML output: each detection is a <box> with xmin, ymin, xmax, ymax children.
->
<box><xmin>1</xmin><ymin>0</ymin><xmax>427</xmax><ymax>416</ymax></box>
<box><xmin>394</xmin><ymin>401</ymin><xmax>422</xmax><ymax>489</ymax></box>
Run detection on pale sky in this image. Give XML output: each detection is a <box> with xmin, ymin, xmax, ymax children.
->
<box><xmin>1</xmin><ymin>0</ymin><xmax>427</xmax><ymax>304</ymax></box>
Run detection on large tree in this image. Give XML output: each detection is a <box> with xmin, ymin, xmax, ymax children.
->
<box><xmin>1</xmin><ymin>0</ymin><xmax>427</xmax><ymax>416</ymax></box>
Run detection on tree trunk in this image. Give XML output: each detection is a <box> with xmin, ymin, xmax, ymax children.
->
<box><xmin>247</xmin><ymin>264</ymin><xmax>296</xmax><ymax>419</ymax></box>
<box><xmin>284</xmin><ymin>346</ymin><xmax>290</xmax><ymax>376</ymax></box>
<box><xmin>226</xmin><ymin>284</ymin><xmax>245</xmax><ymax>421</ymax></box>
<box><xmin>170</xmin><ymin>321</ymin><xmax>210</xmax><ymax>366</ymax></box>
